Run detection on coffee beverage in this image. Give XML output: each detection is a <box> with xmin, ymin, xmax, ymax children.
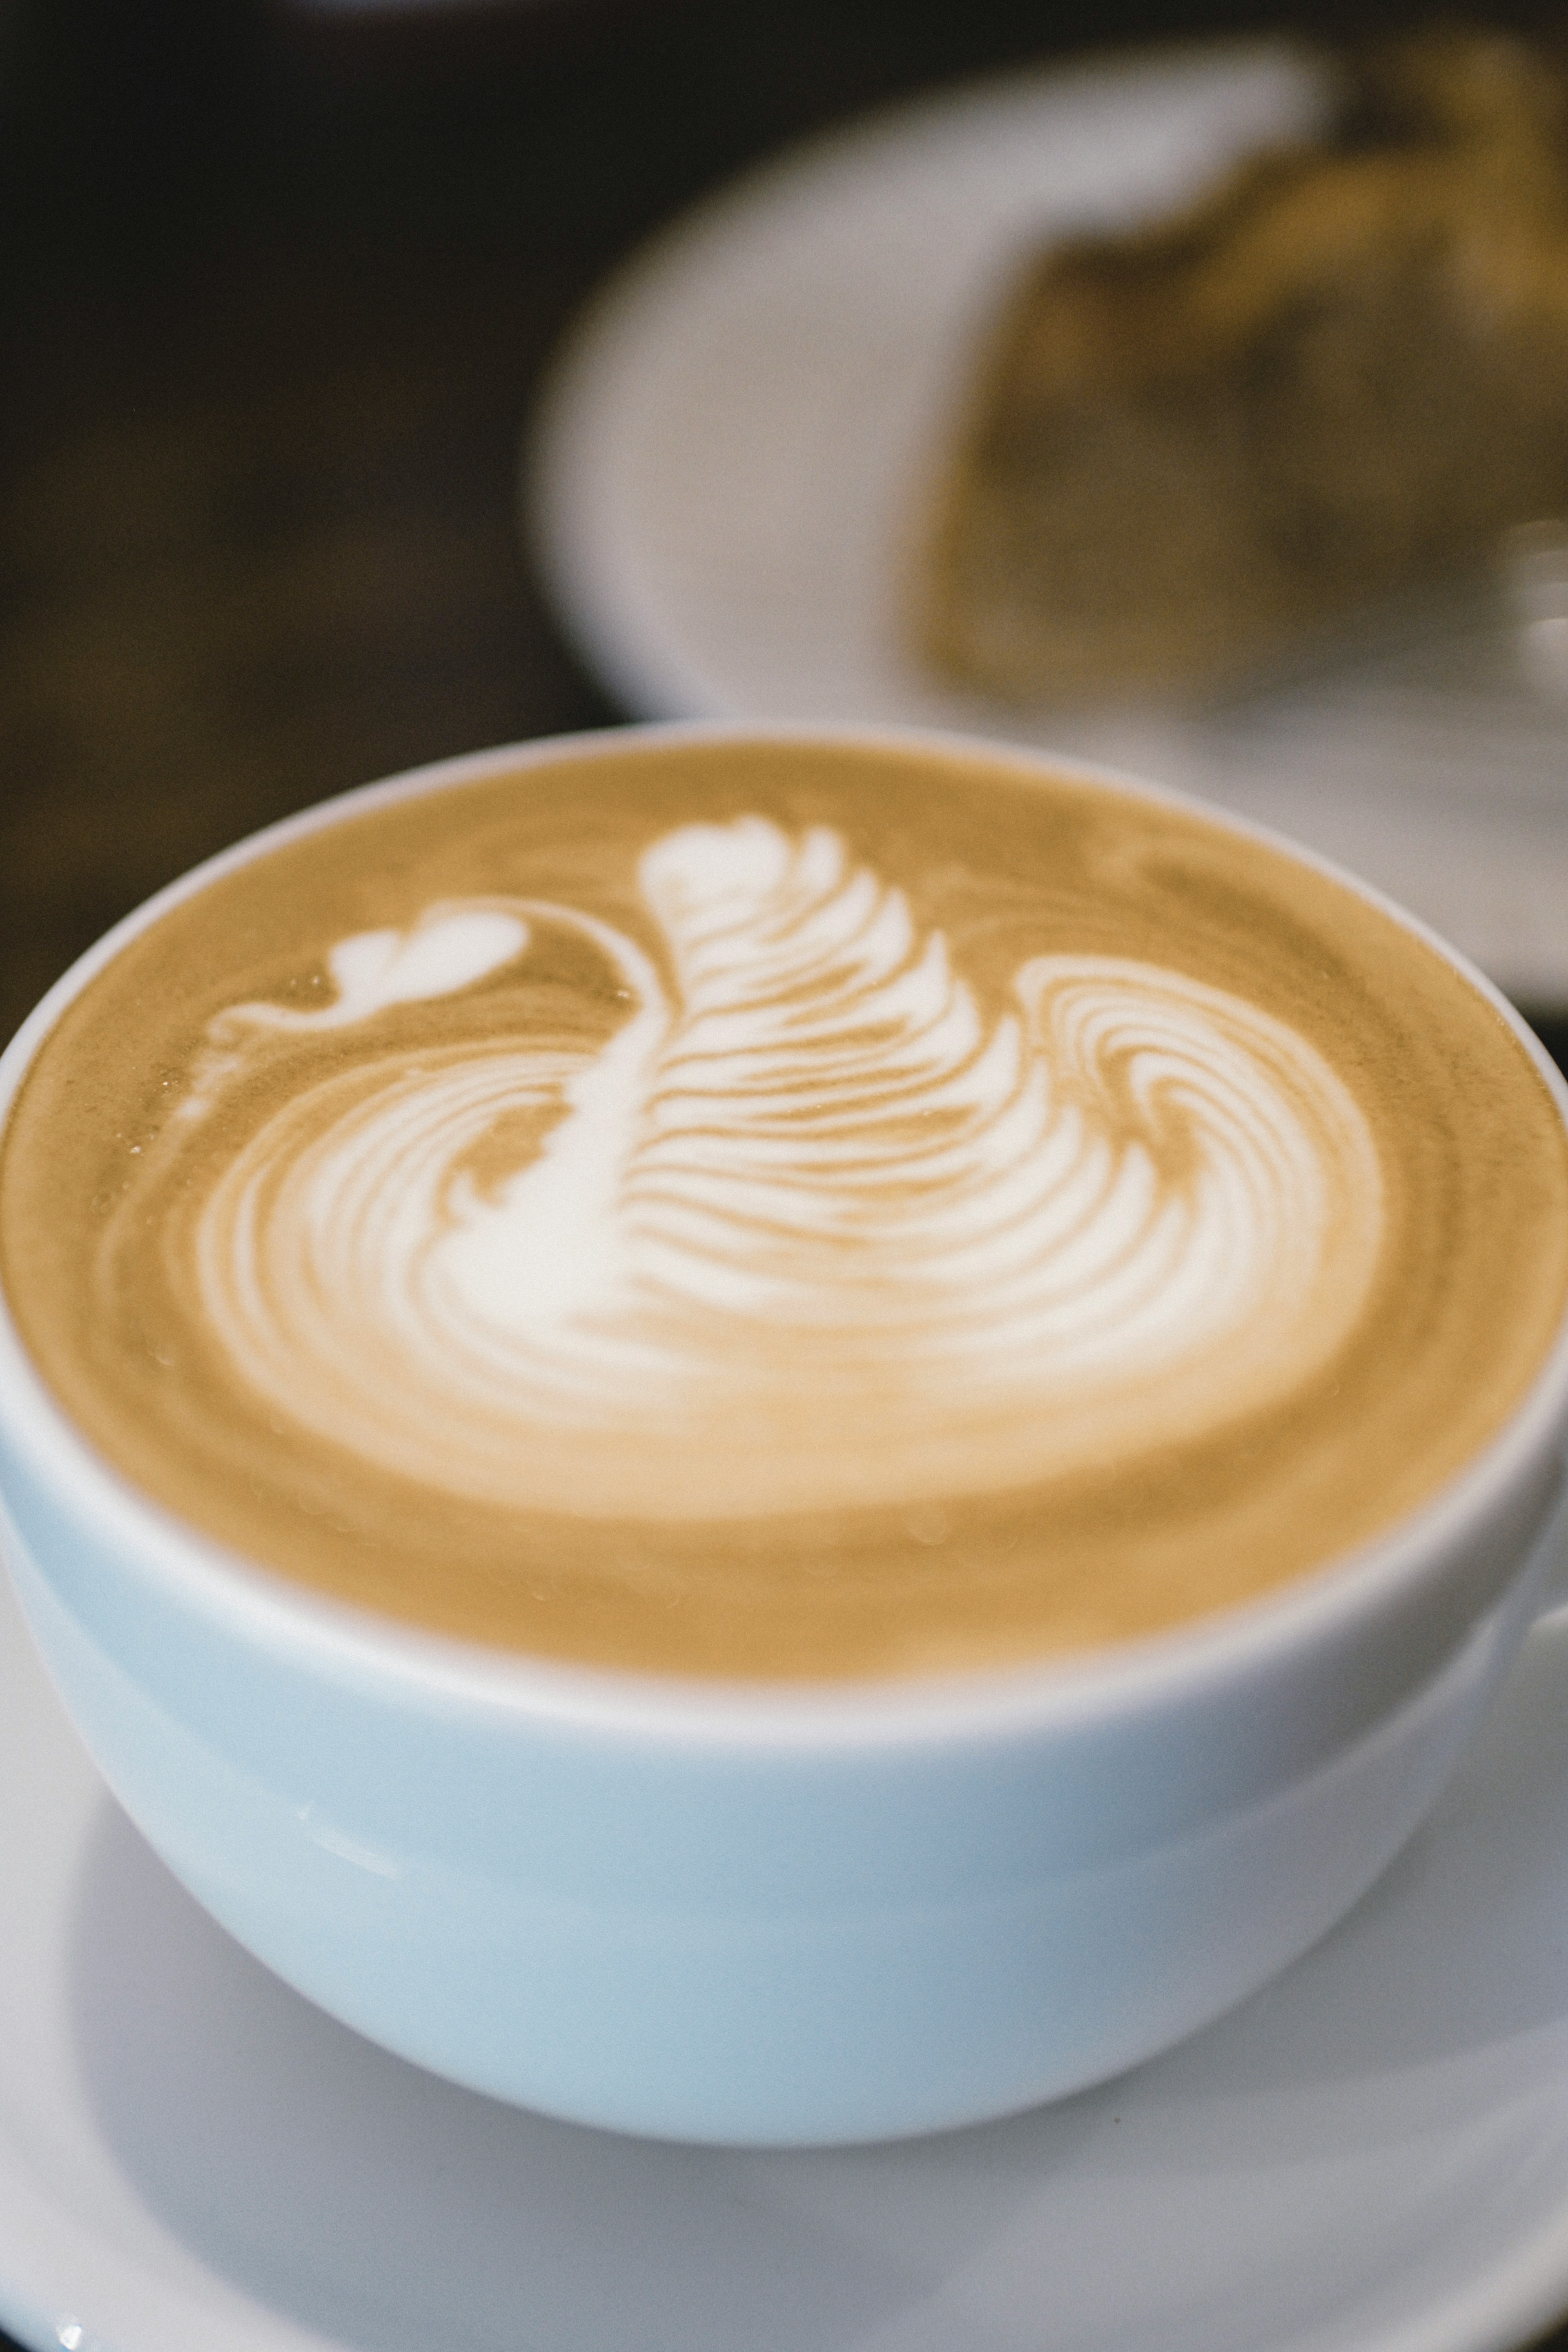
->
<box><xmin>3</xmin><ymin>732</ymin><xmax>1566</xmax><ymax>1677</ymax></box>
<box><xmin>13</xmin><ymin>731</ymin><xmax>1568</xmax><ymax>2147</ymax></box>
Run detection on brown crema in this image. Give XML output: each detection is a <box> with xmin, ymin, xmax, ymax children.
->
<box><xmin>4</xmin><ymin>734</ymin><xmax>1567</xmax><ymax>1678</ymax></box>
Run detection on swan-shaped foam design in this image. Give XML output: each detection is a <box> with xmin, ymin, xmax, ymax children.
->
<box><xmin>186</xmin><ymin>817</ymin><xmax>1383</xmax><ymax>1519</ymax></box>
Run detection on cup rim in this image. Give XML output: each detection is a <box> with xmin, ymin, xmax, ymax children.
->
<box><xmin>4</xmin><ymin>718</ymin><xmax>1568</xmax><ymax>1743</ymax></box>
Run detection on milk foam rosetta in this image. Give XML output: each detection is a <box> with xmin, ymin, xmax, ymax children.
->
<box><xmin>180</xmin><ymin>815</ymin><xmax>1382</xmax><ymax>1520</ymax></box>
<box><xmin>4</xmin><ymin>737</ymin><xmax>1567</xmax><ymax>1675</ymax></box>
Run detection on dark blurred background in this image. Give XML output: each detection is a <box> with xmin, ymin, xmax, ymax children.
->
<box><xmin>3</xmin><ymin>0</ymin><xmax>1564</xmax><ymax>1063</ymax></box>
<box><xmin>3</xmin><ymin>4</ymin><xmax>1568</xmax><ymax>2346</ymax></box>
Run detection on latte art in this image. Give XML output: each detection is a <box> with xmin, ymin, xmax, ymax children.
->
<box><xmin>5</xmin><ymin>735</ymin><xmax>1565</xmax><ymax>1676</ymax></box>
<box><xmin>185</xmin><ymin>817</ymin><xmax>1380</xmax><ymax>1519</ymax></box>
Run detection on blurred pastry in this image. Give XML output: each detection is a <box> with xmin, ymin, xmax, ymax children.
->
<box><xmin>920</xmin><ymin>27</ymin><xmax>1568</xmax><ymax>701</ymax></box>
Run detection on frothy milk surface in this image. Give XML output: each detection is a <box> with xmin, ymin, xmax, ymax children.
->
<box><xmin>4</xmin><ymin>738</ymin><xmax>1567</xmax><ymax>1676</ymax></box>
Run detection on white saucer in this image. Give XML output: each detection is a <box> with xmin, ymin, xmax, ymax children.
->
<box><xmin>528</xmin><ymin>43</ymin><xmax>1568</xmax><ymax>1006</ymax></box>
<box><xmin>7</xmin><ymin>1564</ymin><xmax>1568</xmax><ymax>2352</ymax></box>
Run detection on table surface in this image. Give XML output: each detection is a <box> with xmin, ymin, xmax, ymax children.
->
<box><xmin>1</xmin><ymin>2</ymin><xmax>1566</xmax><ymax>2347</ymax></box>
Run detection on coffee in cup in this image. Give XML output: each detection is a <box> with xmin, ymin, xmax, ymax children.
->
<box><xmin>4</xmin><ymin>728</ymin><xmax>1565</xmax><ymax>1679</ymax></box>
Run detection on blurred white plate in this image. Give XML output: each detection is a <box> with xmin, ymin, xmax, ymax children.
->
<box><xmin>8</xmin><ymin>1544</ymin><xmax>1568</xmax><ymax>2352</ymax></box>
<box><xmin>529</xmin><ymin>43</ymin><xmax>1568</xmax><ymax>1004</ymax></box>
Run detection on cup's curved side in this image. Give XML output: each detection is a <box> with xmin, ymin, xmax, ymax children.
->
<box><xmin>3</xmin><ymin>1447</ymin><xmax>1561</xmax><ymax>2144</ymax></box>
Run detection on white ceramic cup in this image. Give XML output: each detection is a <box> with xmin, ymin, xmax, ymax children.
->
<box><xmin>3</xmin><ymin>727</ymin><xmax>1568</xmax><ymax>2147</ymax></box>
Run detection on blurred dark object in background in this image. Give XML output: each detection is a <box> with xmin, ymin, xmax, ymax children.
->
<box><xmin>921</xmin><ymin>25</ymin><xmax>1568</xmax><ymax>704</ymax></box>
<box><xmin>265</xmin><ymin>0</ymin><xmax>673</xmax><ymax>89</ymax></box>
